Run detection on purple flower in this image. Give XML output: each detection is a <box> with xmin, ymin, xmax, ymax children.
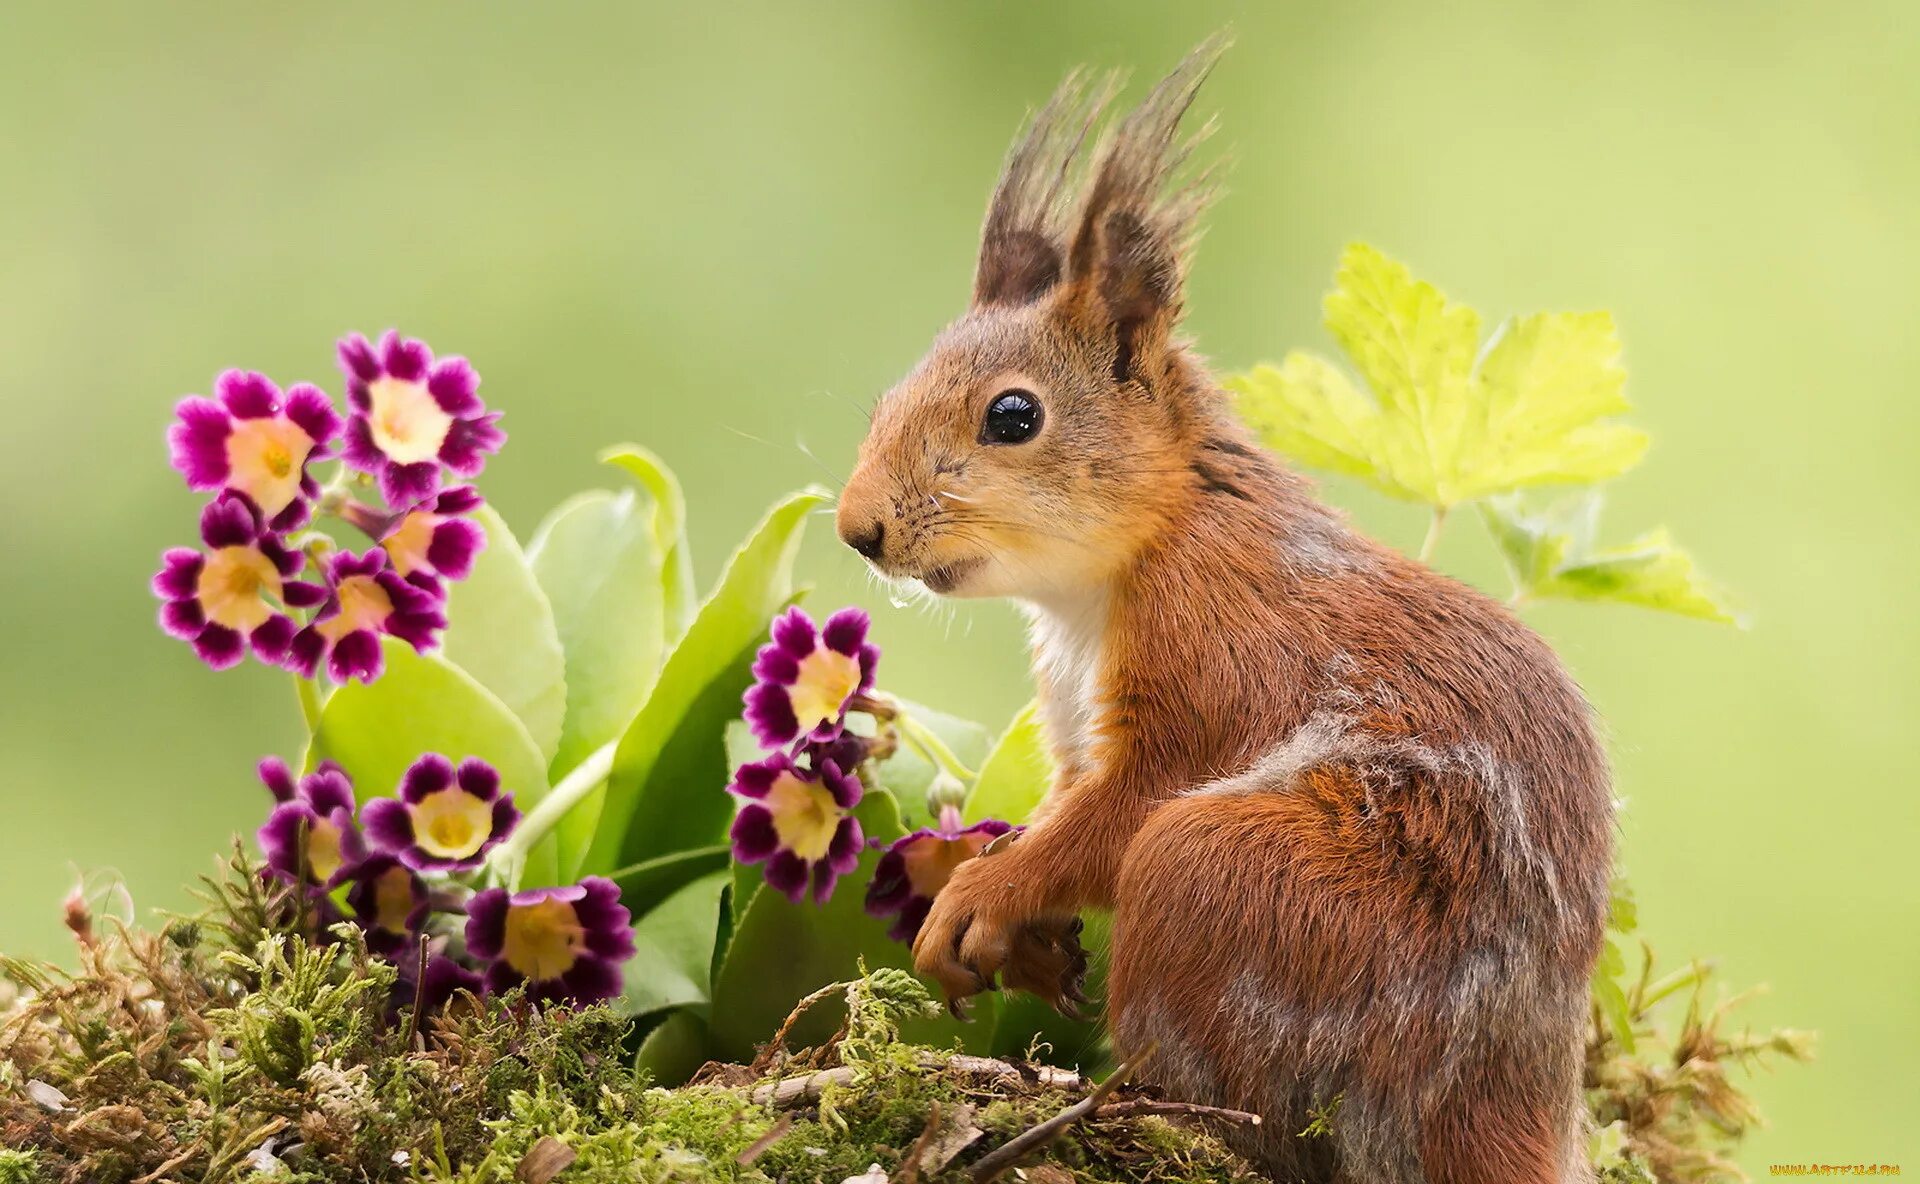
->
<box><xmin>865</xmin><ymin>805</ymin><xmax>1016</xmax><ymax>944</ymax></box>
<box><xmin>288</xmin><ymin>548</ymin><xmax>447</xmax><ymax>684</ymax></box>
<box><xmin>743</xmin><ymin>607</ymin><xmax>879</xmax><ymax>750</ymax></box>
<box><xmin>343</xmin><ymin>853</ymin><xmax>429</xmax><ymax>958</ymax></box>
<box><xmin>336</xmin><ymin>330</ymin><xmax>504</xmax><ymax>507</ymax></box>
<box><xmin>257</xmin><ymin>759</ymin><xmax>365</xmax><ymax>890</ymax></box>
<box><xmin>152</xmin><ymin>493</ymin><xmax>325</xmax><ymax>670</ymax></box>
<box><xmin>464</xmin><ymin>878</ymin><xmax>635</xmax><ymax>1007</ymax></box>
<box><xmin>375</xmin><ymin>485</ymin><xmax>488</xmax><ymax>591</ymax></box>
<box><xmin>728</xmin><ymin>751</ymin><xmax>865</xmax><ymax>904</ymax></box>
<box><xmin>169</xmin><ymin>370</ymin><xmax>342</xmax><ymax>532</ymax></box>
<box><xmin>361</xmin><ymin>754</ymin><xmax>519</xmax><ymax>872</ymax></box>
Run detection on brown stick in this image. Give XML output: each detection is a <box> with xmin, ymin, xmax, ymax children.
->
<box><xmin>967</xmin><ymin>1055</ymin><xmax>1144</xmax><ymax>1183</ymax></box>
<box><xmin>748</xmin><ymin>1053</ymin><xmax>1085</xmax><ymax>1108</ymax></box>
<box><xmin>734</xmin><ymin>1113</ymin><xmax>794</xmax><ymax>1167</ymax></box>
<box><xmin>1093</xmin><ymin>1099</ymin><xmax>1261</xmax><ymax>1126</ymax></box>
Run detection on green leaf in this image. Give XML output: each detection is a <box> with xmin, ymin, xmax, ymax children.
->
<box><xmin>606</xmin><ymin>845</ymin><xmax>731</xmax><ymax>922</ymax></box>
<box><xmin>529</xmin><ymin>489</ymin><xmax>667</xmax><ymax>784</ymax></box>
<box><xmin>603</xmin><ymin>445</ymin><xmax>697</xmax><ymax>644</ymax></box>
<box><xmin>531</xmin><ymin>450</ymin><xmax>696</xmax><ymax>876</ymax></box>
<box><xmin>963</xmin><ymin>700</ymin><xmax>1052</xmax><ymax>825</ymax></box>
<box><xmin>528</xmin><ymin>488</ymin><xmax>663</xmax><ymax>878</ymax></box>
<box><xmin>309</xmin><ymin>640</ymin><xmax>556</xmax><ymax>885</ymax></box>
<box><xmin>707</xmin><ymin>789</ymin><xmax>980</xmax><ymax>1060</ymax></box>
<box><xmin>622</xmin><ymin>869</ymin><xmax>730</xmax><ymax>1021</ymax></box>
<box><xmin>633</xmin><ymin>1009</ymin><xmax>711</xmax><ymax>1087</ymax></box>
<box><xmin>1593</xmin><ymin>965</ymin><xmax>1637</xmax><ymax>1053</ymax></box>
<box><xmin>1228</xmin><ymin>242</ymin><xmax>1649</xmax><ymax>507</ymax></box>
<box><xmin>440</xmin><ymin>504</ymin><xmax>568</xmax><ymax>764</ymax></box>
<box><xmin>579</xmin><ymin>488</ymin><xmax>828</xmax><ymax>877</ymax></box>
<box><xmin>1482</xmin><ymin>493</ymin><xmax>1744</xmax><ymax>624</ymax></box>
<box><xmin>868</xmin><ymin>700</ymin><xmax>993</xmax><ymax>828</ymax></box>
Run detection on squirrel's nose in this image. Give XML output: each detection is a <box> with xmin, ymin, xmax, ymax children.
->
<box><xmin>841</xmin><ymin>520</ymin><xmax>886</xmax><ymax>562</ymax></box>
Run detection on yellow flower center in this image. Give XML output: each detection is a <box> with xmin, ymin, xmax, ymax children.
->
<box><xmin>195</xmin><ymin>545</ymin><xmax>283</xmax><ymax>632</ymax></box>
<box><xmin>305</xmin><ymin>817</ymin><xmax>345</xmax><ymax>883</ymax></box>
<box><xmin>788</xmin><ymin>647</ymin><xmax>861</xmax><ymax>735</ymax></box>
<box><xmin>382</xmin><ymin>509</ymin><xmax>440</xmax><ymax>576</ymax></box>
<box><xmin>366</xmin><ymin>376</ymin><xmax>454</xmax><ymax>465</ymax></box>
<box><xmin>317</xmin><ymin>574</ymin><xmax>395</xmax><ymax>641</ymax></box>
<box><xmin>410</xmin><ymin>787</ymin><xmax>494</xmax><ymax>860</ymax></box>
<box><xmin>225</xmin><ymin>416</ymin><xmax>314</xmax><ymax>518</ymax></box>
<box><xmin>900</xmin><ymin>830</ymin><xmax>998</xmax><ymax>899</ymax></box>
<box><xmin>370</xmin><ymin>864</ymin><xmax>416</xmax><ymax>932</ymax></box>
<box><xmin>764</xmin><ymin>771</ymin><xmax>844</xmax><ymax>862</ymax></box>
<box><xmin>502</xmin><ymin>897</ymin><xmax>585</xmax><ymax>981</ymax></box>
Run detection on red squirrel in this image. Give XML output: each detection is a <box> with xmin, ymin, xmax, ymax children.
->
<box><xmin>835</xmin><ymin>43</ymin><xmax>1611</xmax><ymax>1183</ymax></box>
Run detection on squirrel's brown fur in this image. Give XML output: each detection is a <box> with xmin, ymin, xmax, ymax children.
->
<box><xmin>837</xmin><ymin>40</ymin><xmax>1612</xmax><ymax>1183</ymax></box>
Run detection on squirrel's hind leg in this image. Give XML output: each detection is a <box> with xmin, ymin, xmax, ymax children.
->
<box><xmin>1107</xmin><ymin>781</ymin><xmax>1587</xmax><ymax>1184</ymax></box>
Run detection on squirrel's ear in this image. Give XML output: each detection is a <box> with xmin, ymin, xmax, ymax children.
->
<box><xmin>1063</xmin><ymin>37</ymin><xmax>1226</xmax><ymax>384</ymax></box>
<box><xmin>973</xmin><ymin>70</ymin><xmax>1115</xmax><ymax>309</ymax></box>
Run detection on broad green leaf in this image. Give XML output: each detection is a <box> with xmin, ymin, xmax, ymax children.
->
<box><xmin>607</xmin><ymin>845</ymin><xmax>731</xmax><ymax>922</ymax></box>
<box><xmin>531</xmin><ymin>450</ymin><xmax>696</xmax><ymax>875</ymax></box>
<box><xmin>868</xmin><ymin>699</ymin><xmax>993</xmax><ymax>828</ymax></box>
<box><xmin>528</xmin><ymin>490</ymin><xmax>660</xmax><ymax>877</ymax></box>
<box><xmin>708</xmin><ymin>789</ymin><xmax>981</xmax><ymax>1060</ymax></box>
<box><xmin>309</xmin><ymin>640</ymin><xmax>556</xmax><ymax>885</ymax></box>
<box><xmin>579</xmin><ymin>489</ymin><xmax>828</xmax><ymax>877</ymax></box>
<box><xmin>963</xmin><ymin>700</ymin><xmax>1052</xmax><ymax>826</ymax></box>
<box><xmin>1228</xmin><ymin>242</ymin><xmax>1649</xmax><ymax>507</ymax></box>
<box><xmin>604</xmin><ymin>445</ymin><xmax>697</xmax><ymax>644</ymax></box>
<box><xmin>1482</xmin><ymin>494</ymin><xmax>1744</xmax><ymax>624</ymax></box>
<box><xmin>441</xmin><ymin>504</ymin><xmax>567</xmax><ymax>764</ymax></box>
<box><xmin>633</xmin><ymin>1009</ymin><xmax>711</xmax><ymax>1087</ymax></box>
<box><xmin>622</xmin><ymin>869</ymin><xmax>730</xmax><ymax>1020</ymax></box>
<box><xmin>528</xmin><ymin>490</ymin><xmax>657</xmax><ymax>877</ymax></box>
<box><xmin>529</xmin><ymin>489</ymin><xmax>667</xmax><ymax>785</ymax></box>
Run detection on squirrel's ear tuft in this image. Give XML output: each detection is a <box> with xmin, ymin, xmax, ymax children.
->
<box><xmin>973</xmin><ymin>69</ymin><xmax>1118</xmax><ymax>309</ymax></box>
<box><xmin>1064</xmin><ymin>35</ymin><xmax>1228</xmax><ymax>383</ymax></box>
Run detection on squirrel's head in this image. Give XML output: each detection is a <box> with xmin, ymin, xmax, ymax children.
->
<box><xmin>838</xmin><ymin>41</ymin><xmax>1227</xmax><ymax>605</ymax></box>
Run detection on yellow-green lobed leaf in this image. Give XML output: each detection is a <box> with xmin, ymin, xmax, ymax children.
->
<box><xmin>1228</xmin><ymin>242</ymin><xmax>1650</xmax><ymax>507</ymax></box>
<box><xmin>1482</xmin><ymin>493</ymin><xmax>1744</xmax><ymax>624</ymax></box>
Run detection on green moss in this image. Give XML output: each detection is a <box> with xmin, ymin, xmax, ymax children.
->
<box><xmin>2</xmin><ymin>851</ymin><xmax>1800</xmax><ymax>1183</ymax></box>
<box><xmin>1</xmin><ymin>856</ymin><xmax>1260</xmax><ymax>1183</ymax></box>
<box><xmin>0</xmin><ymin>1149</ymin><xmax>43</xmax><ymax>1184</ymax></box>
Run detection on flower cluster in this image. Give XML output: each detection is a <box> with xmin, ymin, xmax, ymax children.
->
<box><xmin>254</xmin><ymin>752</ymin><xmax>632</xmax><ymax>1009</ymax></box>
<box><xmin>153</xmin><ymin>333</ymin><xmax>502</xmax><ymax>684</ymax></box>
<box><xmin>728</xmin><ymin>607</ymin><xmax>880</xmax><ymax>904</ymax></box>
<box><xmin>726</xmin><ymin>606</ymin><xmax>1019</xmax><ymax>942</ymax></box>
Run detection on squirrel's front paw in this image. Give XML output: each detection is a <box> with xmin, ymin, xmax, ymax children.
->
<box><xmin>1003</xmin><ymin>916</ymin><xmax>1092</xmax><ymax>1021</ymax></box>
<box><xmin>911</xmin><ymin>857</ymin><xmax>1028</xmax><ymax>1015</ymax></box>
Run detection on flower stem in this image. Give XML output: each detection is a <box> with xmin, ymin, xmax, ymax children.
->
<box><xmin>293</xmin><ymin>676</ymin><xmax>324</xmax><ymax>735</ymax></box>
<box><xmin>895</xmin><ymin>710</ymin><xmax>977</xmax><ymax>782</ymax></box>
<box><xmin>484</xmin><ymin>736</ymin><xmax>620</xmax><ymax>886</ymax></box>
<box><xmin>1418</xmin><ymin>506</ymin><xmax>1449</xmax><ymax>563</ymax></box>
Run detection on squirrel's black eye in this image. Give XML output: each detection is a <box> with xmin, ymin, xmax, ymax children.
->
<box><xmin>981</xmin><ymin>389</ymin><xmax>1042</xmax><ymax>445</ymax></box>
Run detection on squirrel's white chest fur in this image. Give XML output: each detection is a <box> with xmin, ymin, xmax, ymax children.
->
<box><xmin>1022</xmin><ymin>592</ymin><xmax>1110</xmax><ymax>775</ymax></box>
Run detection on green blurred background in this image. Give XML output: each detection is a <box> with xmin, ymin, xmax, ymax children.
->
<box><xmin>2</xmin><ymin>1</ymin><xmax>1913</xmax><ymax>1169</ymax></box>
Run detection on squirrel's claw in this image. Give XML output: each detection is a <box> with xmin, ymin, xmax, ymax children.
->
<box><xmin>998</xmin><ymin>915</ymin><xmax>1093</xmax><ymax>1021</ymax></box>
